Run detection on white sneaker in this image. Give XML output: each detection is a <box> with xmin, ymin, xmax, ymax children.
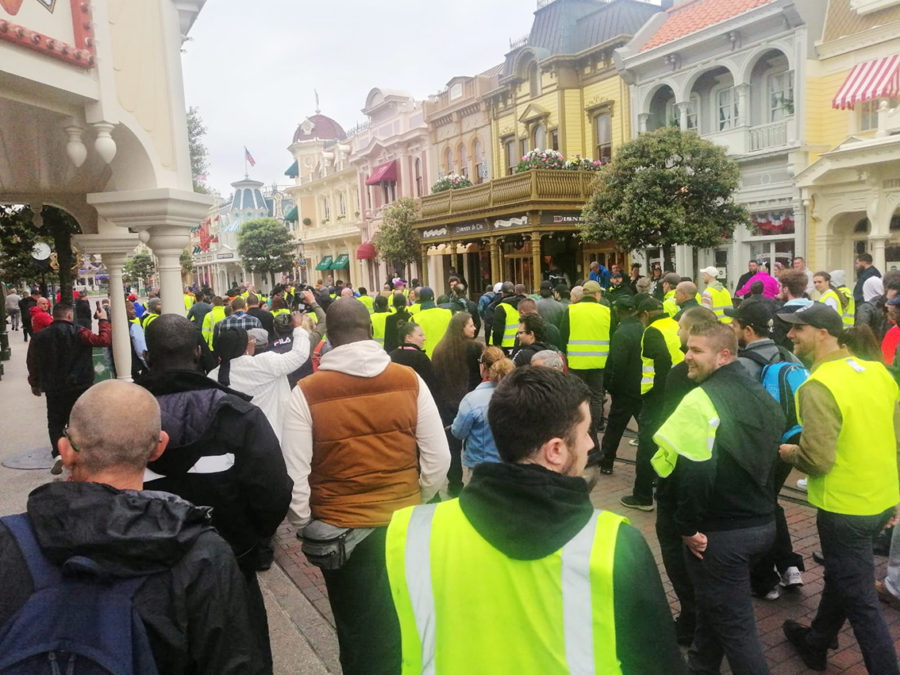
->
<box><xmin>50</xmin><ymin>457</ymin><xmax>64</xmax><ymax>476</ymax></box>
<box><xmin>628</xmin><ymin>438</ymin><xmax>638</xmax><ymax>446</ymax></box>
<box><xmin>796</xmin><ymin>478</ymin><xmax>807</xmax><ymax>491</ymax></box>
<box><xmin>764</xmin><ymin>587</ymin><xmax>781</xmax><ymax>600</ymax></box>
<box><xmin>780</xmin><ymin>566</ymin><xmax>804</xmax><ymax>589</ymax></box>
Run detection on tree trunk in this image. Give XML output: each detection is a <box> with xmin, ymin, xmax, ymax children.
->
<box><xmin>691</xmin><ymin>247</ymin><xmax>699</xmax><ymax>280</ymax></box>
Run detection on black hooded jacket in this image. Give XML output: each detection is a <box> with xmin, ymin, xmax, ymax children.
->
<box><xmin>138</xmin><ymin>370</ymin><xmax>292</xmax><ymax>567</ymax></box>
<box><xmin>0</xmin><ymin>482</ymin><xmax>265</xmax><ymax>673</ymax></box>
<box><xmin>458</xmin><ymin>462</ymin><xmax>684</xmax><ymax>674</ymax></box>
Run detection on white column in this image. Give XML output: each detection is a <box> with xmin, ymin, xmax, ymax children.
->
<box><xmin>145</xmin><ymin>230</ymin><xmax>188</xmax><ymax>316</ymax></box>
<box><xmin>102</xmin><ymin>252</ymin><xmax>134</xmax><ymax>381</ymax></box>
<box><xmin>872</xmin><ymin>235</ymin><xmax>888</xmax><ymax>272</ymax></box>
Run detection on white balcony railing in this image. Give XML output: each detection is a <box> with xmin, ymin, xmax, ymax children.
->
<box><xmin>749</xmin><ymin>120</ymin><xmax>788</xmax><ymax>151</ymax></box>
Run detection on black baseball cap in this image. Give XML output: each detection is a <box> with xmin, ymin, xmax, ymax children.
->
<box><xmin>633</xmin><ymin>293</ymin><xmax>663</xmax><ymax>313</ymax></box>
<box><xmin>776</xmin><ymin>302</ymin><xmax>843</xmax><ymax>337</ymax></box>
<box><xmin>615</xmin><ymin>295</ymin><xmax>637</xmax><ymax>311</ymax></box>
<box><xmin>724</xmin><ymin>302</ymin><xmax>772</xmax><ymax>331</ymax></box>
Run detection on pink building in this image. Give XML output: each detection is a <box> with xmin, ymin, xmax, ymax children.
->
<box><xmin>350</xmin><ymin>88</ymin><xmax>430</xmax><ymax>288</ymax></box>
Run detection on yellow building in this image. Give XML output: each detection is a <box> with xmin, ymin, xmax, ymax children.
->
<box><xmin>415</xmin><ymin>0</ymin><xmax>659</xmax><ymax>293</ymax></box>
<box><xmin>798</xmin><ymin>0</ymin><xmax>900</xmax><ymax>275</ymax></box>
<box><xmin>284</xmin><ymin>113</ymin><xmax>366</xmax><ymax>288</ymax></box>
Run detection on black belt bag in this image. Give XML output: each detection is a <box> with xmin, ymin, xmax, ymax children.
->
<box><xmin>300</xmin><ymin>520</ymin><xmax>374</xmax><ymax>570</ymax></box>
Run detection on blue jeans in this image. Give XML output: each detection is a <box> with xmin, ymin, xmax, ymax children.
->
<box><xmin>807</xmin><ymin>508</ymin><xmax>898</xmax><ymax>674</ymax></box>
<box><xmin>685</xmin><ymin>522</ymin><xmax>775</xmax><ymax>675</ymax></box>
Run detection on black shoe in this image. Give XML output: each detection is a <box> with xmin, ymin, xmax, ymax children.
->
<box><xmin>812</xmin><ymin>550</ymin><xmax>825</xmax><ymax>565</ymax></box>
<box><xmin>620</xmin><ymin>495</ymin><xmax>654</xmax><ymax>511</ymax></box>
<box><xmin>783</xmin><ymin>620</ymin><xmax>827</xmax><ymax>671</ymax></box>
<box><xmin>599</xmin><ymin>465</ymin><xmax>613</xmax><ymax>475</ymax></box>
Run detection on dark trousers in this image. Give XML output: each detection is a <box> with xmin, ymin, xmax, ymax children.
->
<box><xmin>806</xmin><ymin>508</ymin><xmax>898</xmax><ymax>674</ymax></box>
<box><xmin>45</xmin><ymin>388</ymin><xmax>88</xmax><ymax>457</ymax></box>
<box><xmin>446</xmin><ymin>431</ymin><xmax>463</xmax><ymax>498</ymax></box>
<box><xmin>750</xmin><ymin>459</ymin><xmax>804</xmax><ymax>594</ymax></box>
<box><xmin>241</xmin><ymin>566</ymin><xmax>273</xmax><ymax>674</ymax></box>
<box><xmin>686</xmin><ymin>522</ymin><xmax>775</xmax><ymax>675</ymax></box>
<box><xmin>599</xmin><ymin>395</ymin><xmax>641</xmax><ymax>470</ymax></box>
<box><xmin>321</xmin><ymin>527</ymin><xmax>400</xmax><ymax>675</ymax></box>
<box><xmin>633</xmin><ymin>395</ymin><xmax>664</xmax><ymax>502</ymax></box>
<box><xmin>569</xmin><ymin>368</ymin><xmax>605</xmax><ymax>450</ymax></box>
<box><xmin>656</xmin><ymin>503</ymin><xmax>696</xmax><ymax>630</ymax></box>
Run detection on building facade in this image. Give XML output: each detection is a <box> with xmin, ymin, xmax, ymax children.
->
<box><xmin>413</xmin><ymin>0</ymin><xmax>660</xmax><ymax>295</ymax></box>
<box><xmin>797</xmin><ymin>0</ymin><xmax>900</xmax><ymax>275</ymax></box>
<box><xmin>284</xmin><ymin>113</ymin><xmax>366</xmax><ymax>288</ymax></box>
<box><xmin>616</xmin><ymin>0</ymin><xmax>827</xmax><ymax>287</ymax></box>
<box><xmin>349</xmin><ymin>88</ymin><xmax>431</xmax><ymax>289</ymax></box>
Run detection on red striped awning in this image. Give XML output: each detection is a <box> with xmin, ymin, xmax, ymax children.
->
<box><xmin>365</xmin><ymin>160</ymin><xmax>397</xmax><ymax>185</ymax></box>
<box><xmin>832</xmin><ymin>55</ymin><xmax>900</xmax><ymax>110</ymax></box>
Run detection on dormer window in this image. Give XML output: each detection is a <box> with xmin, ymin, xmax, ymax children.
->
<box><xmin>528</xmin><ymin>62</ymin><xmax>541</xmax><ymax>97</ymax></box>
<box><xmin>450</xmin><ymin>83</ymin><xmax>463</xmax><ymax>100</ymax></box>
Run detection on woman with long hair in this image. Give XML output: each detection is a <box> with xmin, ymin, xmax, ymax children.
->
<box><xmin>389</xmin><ymin>320</ymin><xmax>438</xmax><ymax>394</ymax></box>
<box><xmin>451</xmin><ymin>346</ymin><xmax>515</xmax><ymax>481</ymax></box>
<box><xmin>431</xmin><ymin>311</ymin><xmax>483</xmax><ymax>497</ymax></box>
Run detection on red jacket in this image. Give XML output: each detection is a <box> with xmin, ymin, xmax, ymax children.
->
<box><xmin>882</xmin><ymin>325</ymin><xmax>900</xmax><ymax>366</ymax></box>
<box><xmin>29</xmin><ymin>306</ymin><xmax>53</xmax><ymax>333</ymax></box>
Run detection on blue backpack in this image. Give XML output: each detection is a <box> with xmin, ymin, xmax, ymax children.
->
<box><xmin>0</xmin><ymin>514</ymin><xmax>159</xmax><ymax>675</ymax></box>
<box><xmin>741</xmin><ymin>347</ymin><xmax>809</xmax><ymax>443</ymax></box>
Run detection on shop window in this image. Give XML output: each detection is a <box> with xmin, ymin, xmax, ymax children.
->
<box><xmin>593</xmin><ymin>112</ymin><xmax>611</xmax><ymax>162</ymax></box>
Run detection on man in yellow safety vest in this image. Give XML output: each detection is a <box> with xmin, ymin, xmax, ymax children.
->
<box><xmin>385</xmin><ymin>365</ymin><xmax>681</xmax><ymax>674</ymax></box>
<box><xmin>778</xmin><ymin>303</ymin><xmax>900</xmax><ymax>673</ymax></box>
<box><xmin>699</xmin><ymin>266</ymin><xmax>733</xmax><ymax>324</ymax></box>
<box><xmin>560</xmin><ymin>280</ymin><xmax>611</xmax><ymax>465</ymax></box>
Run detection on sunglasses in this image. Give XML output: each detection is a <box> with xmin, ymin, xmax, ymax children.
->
<box><xmin>63</xmin><ymin>424</ymin><xmax>80</xmax><ymax>452</ymax></box>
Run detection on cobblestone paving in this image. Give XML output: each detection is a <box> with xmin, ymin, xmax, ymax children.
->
<box><xmin>274</xmin><ymin>430</ymin><xmax>900</xmax><ymax>674</ymax></box>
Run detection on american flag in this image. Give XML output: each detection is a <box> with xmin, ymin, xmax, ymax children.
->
<box><xmin>244</xmin><ymin>147</ymin><xmax>256</xmax><ymax>167</ymax></box>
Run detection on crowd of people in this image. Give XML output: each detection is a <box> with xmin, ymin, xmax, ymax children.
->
<box><xmin>3</xmin><ymin>251</ymin><xmax>899</xmax><ymax>673</ymax></box>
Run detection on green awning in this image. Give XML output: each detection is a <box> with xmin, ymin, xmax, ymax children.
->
<box><xmin>315</xmin><ymin>255</ymin><xmax>333</xmax><ymax>270</ymax></box>
<box><xmin>284</xmin><ymin>160</ymin><xmax>299</xmax><ymax>178</ymax></box>
<box><xmin>330</xmin><ymin>253</ymin><xmax>350</xmax><ymax>269</ymax></box>
<box><xmin>285</xmin><ymin>206</ymin><xmax>298</xmax><ymax>222</ymax></box>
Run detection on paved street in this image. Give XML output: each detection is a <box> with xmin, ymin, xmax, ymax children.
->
<box><xmin>2</xmin><ymin>331</ymin><xmax>899</xmax><ymax>673</ymax></box>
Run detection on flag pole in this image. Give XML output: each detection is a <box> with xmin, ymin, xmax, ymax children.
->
<box><xmin>244</xmin><ymin>147</ymin><xmax>248</xmax><ymax>178</ymax></box>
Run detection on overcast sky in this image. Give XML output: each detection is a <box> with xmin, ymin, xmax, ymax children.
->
<box><xmin>181</xmin><ymin>0</ymin><xmax>547</xmax><ymax>197</ymax></box>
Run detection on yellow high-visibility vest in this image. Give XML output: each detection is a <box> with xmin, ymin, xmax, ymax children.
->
<box><xmin>566</xmin><ymin>302</ymin><xmax>611</xmax><ymax>369</ymax></box>
<box><xmin>640</xmin><ymin>316</ymin><xmax>684</xmax><ymax>395</ymax></box>
<box><xmin>798</xmin><ymin>357</ymin><xmax>899</xmax><ymax>515</ymax></box>
<box><xmin>386</xmin><ymin>499</ymin><xmax>626</xmax><ymax>674</ymax></box>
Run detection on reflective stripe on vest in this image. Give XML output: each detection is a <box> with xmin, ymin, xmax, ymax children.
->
<box><xmin>566</xmin><ymin>302</ymin><xmax>611</xmax><ymax>369</ymax></box>
<box><xmin>501</xmin><ymin>303</ymin><xmax>518</xmax><ymax>348</ymax></box>
<box><xmin>386</xmin><ymin>500</ymin><xmax>625</xmax><ymax>674</ymax></box>
<box><xmin>705</xmin><ymin>286</ymin><xmax>733</xmax><ymax>324</ymax></box>
<box><xmin>797</xmin><ymin>357</ymin><xmax>899</xmax><ymax>515</ymax></box>
<box><xmin>640</xmin><ymin>316</ymin><xmax>684</xmax><ymax>395</ymax></box>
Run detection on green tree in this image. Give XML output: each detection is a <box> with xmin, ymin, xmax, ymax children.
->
<box><xmin>180</xmin><ymin>249</ymin><xmax>194</xmax><ymax>279</ymax></box>
<box><xmin>124</xmin><ymin>252</ymin><xmax>156</xmax><ymax>291</ymax></box>
<box><xmin>374</xmin><ymin>198</ymin><xmax>420</xmax><ymax>276</ymax></box>
<box><xmin>237</xmin><ymin>218</ymin><xmax>295</xmax><ymax>286</ymax></box>
<box><xmin>187</xmin><ymin>106</ymin><xmax>210</xmax><ymax>194</ymax></box>
<box><xmin>0</xmin><ymin>205</ymin><xmax>79</xmax><ymax>302</ymax></box>
<box><xmin>580</xmin><ymin>126</ymin><xmax>748</xmax><ymax>270</ymax></box>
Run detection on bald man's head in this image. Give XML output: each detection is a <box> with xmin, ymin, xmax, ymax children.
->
<box><xmin>326</xmin><ymin>297</ymin><xmax>373</xmax><ymax>347</ymax></box>
<box><xmin>66</xmin><ymin>380</ymin><xmax>164</xmax><ymax>475</ymax></box>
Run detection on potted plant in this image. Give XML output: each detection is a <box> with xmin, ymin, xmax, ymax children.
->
<box><xmin>431</xmin><ymin>173</ymin><xmax>473</xmax><ymax>193</ymax></box>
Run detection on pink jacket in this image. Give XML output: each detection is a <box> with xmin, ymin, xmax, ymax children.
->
<box><xmin>736</xmin><ymin>271</ymin><xmax>780</xmax><ymax>299</ymax></box>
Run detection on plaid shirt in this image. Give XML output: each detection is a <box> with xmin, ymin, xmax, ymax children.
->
<box><xmin>214</xmin><ymin>311</ymin><xmax>263</xmax><ymax>342</ymax></box>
